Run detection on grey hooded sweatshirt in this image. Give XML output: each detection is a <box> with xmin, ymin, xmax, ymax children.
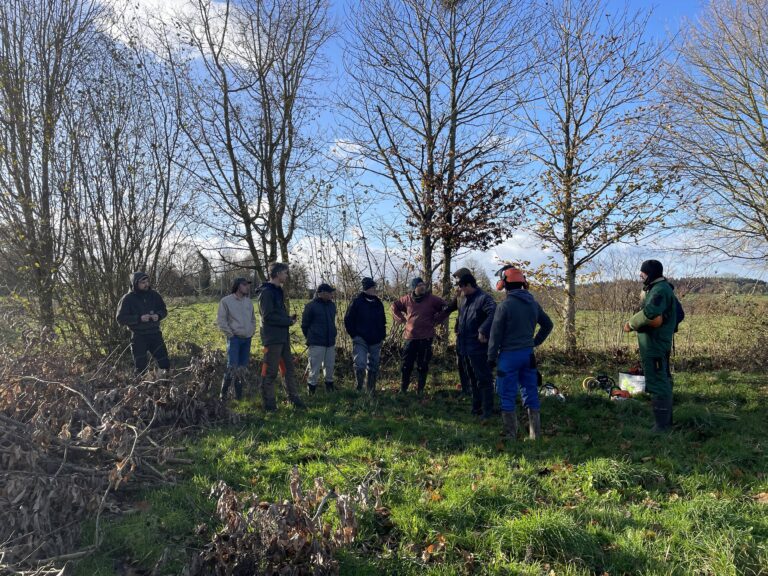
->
<box><xmin>488</xmin><ymin>289</ymin><xmax>553</xmax><ymax>360</ymax></box>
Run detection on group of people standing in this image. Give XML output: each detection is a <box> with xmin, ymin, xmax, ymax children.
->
<box><xmin>115</xmin><ymin>258</ymin><xmax>679</xmax><ymax>439</ymax></box>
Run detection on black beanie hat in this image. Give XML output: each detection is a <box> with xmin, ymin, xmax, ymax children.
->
<box><xmin>362</xmin><ymin>277</ymin><xmax>376</xmax><ymax>290</ymax></box>
<box><xmin>640</xmin><ymin>260</ymin><xmax>663</xmax><ymax>283</ymax></box>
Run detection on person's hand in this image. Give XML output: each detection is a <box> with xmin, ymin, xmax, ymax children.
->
<box><xmin>487</xmin><ymin>358</ymin><xmax>497</xmax><ymax>370</ymax></box>
<box><xmin>478</xmin><ymin>332</ymin><xmax>488</xmax><ymax>343</ymax></box>
<box><xmin>623</xmin><ymin>322</ymin><xmax>632</xmax><ymax>333</ymax></box>
<box><xmin>289</xmin><ymin>314</ymin><xmax>297</xmax><ymax>325</ymax></box>
<box><xmin>151</xmin><ymin>314</ymin><xmax>159</xmax><ymax>322</ymax></box>
<box><xmin>140</xmin><ymin>314</ymin><xmax>151</xmax><ymax>322</ymax></box>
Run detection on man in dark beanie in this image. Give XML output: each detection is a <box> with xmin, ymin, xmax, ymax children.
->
<box><xmin>392</xmin><ymin>277</ymin><xmax>448</xmax><ymax>394</ymax></box>
<box><xmin>116</xmin><ymin>272</ymin><xmax>170</xmax><ymax>375</ymax></box>
<box><xmin>624</xmin><ymin>259</ymin><xmax>676</xmax><ymax>432</ymax></box>
<box><xmin>301</xmin><ymin>283</ymin><xmax>337</xmax><ymax>394</ymax></box>
<box><xmin>488</xmin><ymin>266</ymin><xmax>553</xmax><ymax>441</ymax></box>
<box><xmin>216</xmin><ymin>277</ymin><xmax>256</xmax><ymax>400</ymax></box>
<box><xmin>445</xmin><ymin>272</ymin><xmax>497</xmax><ymax>418</ymax></box>
<box><xmin>344</xmin><ymin>277</ymin><xmax>386</xmax><ymax>393</ymax></box>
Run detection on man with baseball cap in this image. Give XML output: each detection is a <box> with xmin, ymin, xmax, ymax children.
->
<box><xmin>301</xmin><ymin>283</ymin><xmax>337</xmax><ymax>394</ymax></box>
<box><xmin>116</xmin><ymin>271</ymin><xmax>171</xmax><ymax>376</ymax></box>
<box><xmin>217</xmin><ymin>276</ymin><xmax>256</xmax><ymax>400</ymax></box>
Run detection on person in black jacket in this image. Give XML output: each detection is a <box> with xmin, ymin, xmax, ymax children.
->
<box><xmin>445</xmin><ymin>273</ymin><xmax>497</xmax><ymax>418</ymax></box>
<box><xmin>256</xmin><ymin>262</ymin><xmax>305</xmax><ymax>411</ymax></box>
<box><xmin>116</xmin><ymin>272</ymin><xmax>170</xmax><ymax>375</ymax></box>
<box><xmin>344</xmin><ymin>277</ymin><xmax>386</xmax><ymax>393</ymax></box>
<box><xmin>301</xmin><ymin>283</ymin><xmax>337</xmax><ymax>394</ymax></box>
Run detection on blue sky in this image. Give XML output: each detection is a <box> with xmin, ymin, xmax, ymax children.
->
<box><xmin>116</xmin><ymin>0</ymin><xmax>765</xmax><ymax>281</ymax></box>
<box><xmin>317</xmin><ymin>0</ymin><xmax>767</xmax><ymax>280</ymax></box>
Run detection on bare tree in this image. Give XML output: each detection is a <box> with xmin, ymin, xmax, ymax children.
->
<box><xmin>59</xmin><ymin>32</ymin><xmax>195</xmax><ymax>348</ymax></box>
<box><xmin>342</xmin><ymin>0</ymin><xmax>533</xmax><ymax>295</ymax></box>
<box><xmin>0</xmin><ymin>0</ymin><xmax>102</xmax><ymax>330</ymax></box>
<box><xmin>163</xmin><ymin>0</ymin><xmax>332</xmax><ymax>281</ymax></box>
<box><xmin>517</xmin><ymin>0</ymin><xmax>674</xmax><ymax>353</ymax></box>
<box><xmin>664</xmin><ymin>0</ymin><xmax>768</xmax><ymax>262</ymax></box>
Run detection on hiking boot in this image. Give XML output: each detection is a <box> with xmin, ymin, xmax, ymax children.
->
<box><xmin>651</xmin><ymin>396</ymin><xmax>672</xmax><ymax>433</ymax></box>
<box><xmin>325</xmin><ymin>381</ymin><xmax>335</xmax><ymax>392</ymax></box>
<box><xmin>307</xmin><ymin>384</ymin><xmax>317</xmax><ymax>395</ymax></box>
<box><xmin>527</xmin><ymin>408</ymin><xmax>541</xmax><ymax>440</ymax></box>
<box><xmin>355</xmin><ymin>369</ymin><xmax>366</xmax><ymax>391</ymax></box>
<box><xmin>501</xmin><ymin>411</ymin><xmax>518</xmax><ymax>440</ymax></box>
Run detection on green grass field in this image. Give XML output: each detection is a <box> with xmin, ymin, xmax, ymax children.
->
<box><xmin>73</xmin><ymin>352</ymin><xmax>768</xmax><ymax>574</ymax></box>
<box><xmin>55</xmin><ymin>296</ymin><xmax>768</xmax><ymax>574</ymax></box>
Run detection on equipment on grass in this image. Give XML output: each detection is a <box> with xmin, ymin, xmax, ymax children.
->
<box><xmin>582</xmin><ymin>372</ymin><xmax>630</xmax><ymax>400</ymax></box>
<box><xmin>537</xmin><ymin>371</ymin><xmax>566</xmax><ymax>402</ymax></box>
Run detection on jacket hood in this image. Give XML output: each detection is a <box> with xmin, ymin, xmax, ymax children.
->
<box><xmin>131</xmin><ymin>271</ymin><xmax>150</xmax><ymax>291</ymax></box>
<box><xmin>256</xmin><ymin>281</ymin><xmax>281</xmax><ymax>299</ymax></box>
<box><xmin>506</xmin><ymin>288</ymin><xmax>535</xmax><ymax>304</ymax></box>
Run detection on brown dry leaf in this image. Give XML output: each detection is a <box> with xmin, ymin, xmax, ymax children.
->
<box><xmin>753</xmin><ymin>492</ymin><xmax>768</xmax><ymax>504</ymax></box>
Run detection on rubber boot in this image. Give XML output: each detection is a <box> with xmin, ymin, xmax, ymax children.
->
<box><xmin>416</xmin><ymin>371</ymin><xmax>427</xmax><ymax>396</ymax></box>
<box><xmin>527</xmin><ymin>408</ymin><xmax>541</xmax><ymax>440</ymax></box>
<box><xmin>307</xmin><ymin>384</ymin><xmax>317</xmax><ymax>395</ymax></box>
<box><xmin>325</xmin><ymin>381</ymin><xmax>335</xmax><ymax>392</ymax></box>
<box><xmin>366</xmin><ymin>370</ymin><xmax>378</xmax><ymax>394</ymax></box>
<box><xmin>233</xmin><ymin>374</ymin><xmax>243</xmax><ymax>400</ymax></box>
<box><xmin>289</xmin><ymin>395</ymin><xmax>306</xmax><ymax>409</ymax></box>
<box><xmin>400</xmin><ymin>371</ymin><xmax>410</xmax><ymax>394</ymax></box>
<box><xmin>220</xmin><ymin>370</ymin><xmax>233</xmax><ymax>401</ymax></box>
<box><xmin>355</xmin><ymin>369</ymin><xmax>366</xmax><ymax>391</ymax></box>
<box><xmin>480</xmin><ymin>385</ymin><xmax>494</xmax><ymax>420</ymax></box>
<box><xmin>501</xmin><ymin>411</ymin><xmax>518</xmax><ymax>440</ymax></box>
<box><xmin>651</xmin><ymin>396</ymin><xmax>672</xmax><ymax>433</ymax></box>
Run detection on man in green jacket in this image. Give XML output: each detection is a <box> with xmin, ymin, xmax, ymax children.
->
<box><xmin>623</xmin><ymin>259</ymin><xmax>676</xmax><ymax>432</ymax></box>
<box><xmin>256</xmin><ymin>262</ymin><xmax>305</xmax><ymax>411</ymax></box>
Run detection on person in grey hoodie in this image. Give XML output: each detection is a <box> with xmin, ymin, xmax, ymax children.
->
<box><xmin>301</xmin><ymin>283</ymin><xmax>337</xmax><ymax>394</ymax></box>
<box><xmin>217</xmin><ymin>277</ymin><xmax>256</xmax><ymax>400</ymax></box>
<box><xmin>116</xmin><ymin>272</ymin><xmax>170</xmax><ymax>375</ymax></box>
<box><xmin>256</xmin><ymin>262</ymin><xmax>305</xmax><ymax>411</ymax></box>
<box><xmin>488</xmin><ymin>266</ymin><xmax>553</xmax><ymax>441</ymax></box>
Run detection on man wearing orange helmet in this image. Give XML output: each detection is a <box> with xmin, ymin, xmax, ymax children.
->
<box><xmin>488</xmin><ymin>266</ymin><xmax>553</xmax><ymax>440</ymax></box>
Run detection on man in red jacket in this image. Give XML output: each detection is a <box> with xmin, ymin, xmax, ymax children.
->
<box><xmin>392</xmin><ymin>277</ymin><xmax>448</xmax><ymax>395</ymax></box>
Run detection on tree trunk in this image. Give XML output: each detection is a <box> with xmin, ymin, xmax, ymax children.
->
<box><xmin>421</xmin><ymin>231</ymin><xmax>433</xmax><ymax>283</ymax></box>
<box><xmin>564</xmin><ymin>252</ymin><xmax>577</xmax><ymax>355</ymax></box>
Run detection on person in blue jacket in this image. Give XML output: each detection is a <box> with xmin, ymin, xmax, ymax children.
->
<box><xmin>488</xmin><ymin>266</ymin><xmax>553</xmax><ymax>441</ymax></box>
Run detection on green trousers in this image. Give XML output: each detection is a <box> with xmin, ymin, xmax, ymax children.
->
<box><xmin>640</xmin><ymin>351</ymin><xmax>673</xmax><ymax>398</ymax></box>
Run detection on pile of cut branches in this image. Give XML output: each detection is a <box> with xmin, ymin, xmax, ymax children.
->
<box><xmin>0</xmin><ymin>348</ymin><xmax>234</xmax><ymax>574</ymax></box>
<box><xmin>186</xmin><ymin>466</ymin><xmax>386</xmax><ymax>576</ymax></box>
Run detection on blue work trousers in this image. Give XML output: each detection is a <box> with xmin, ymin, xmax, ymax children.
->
<box><xmin>496</xmin><ymin>347</ymin><xmax>539</xmax><ymax>412</ymax></box>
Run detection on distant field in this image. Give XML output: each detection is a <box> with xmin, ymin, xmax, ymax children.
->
<box><xmin>162</xmin><ymin>296</ymin><xmax>764</xmax><ymax>370</ymax></box>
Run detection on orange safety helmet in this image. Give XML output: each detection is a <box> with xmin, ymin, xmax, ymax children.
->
<box><xmin>495</xmin><ymin>265</ymin><xmax>527</xmax><ymax>291</ymax></box>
